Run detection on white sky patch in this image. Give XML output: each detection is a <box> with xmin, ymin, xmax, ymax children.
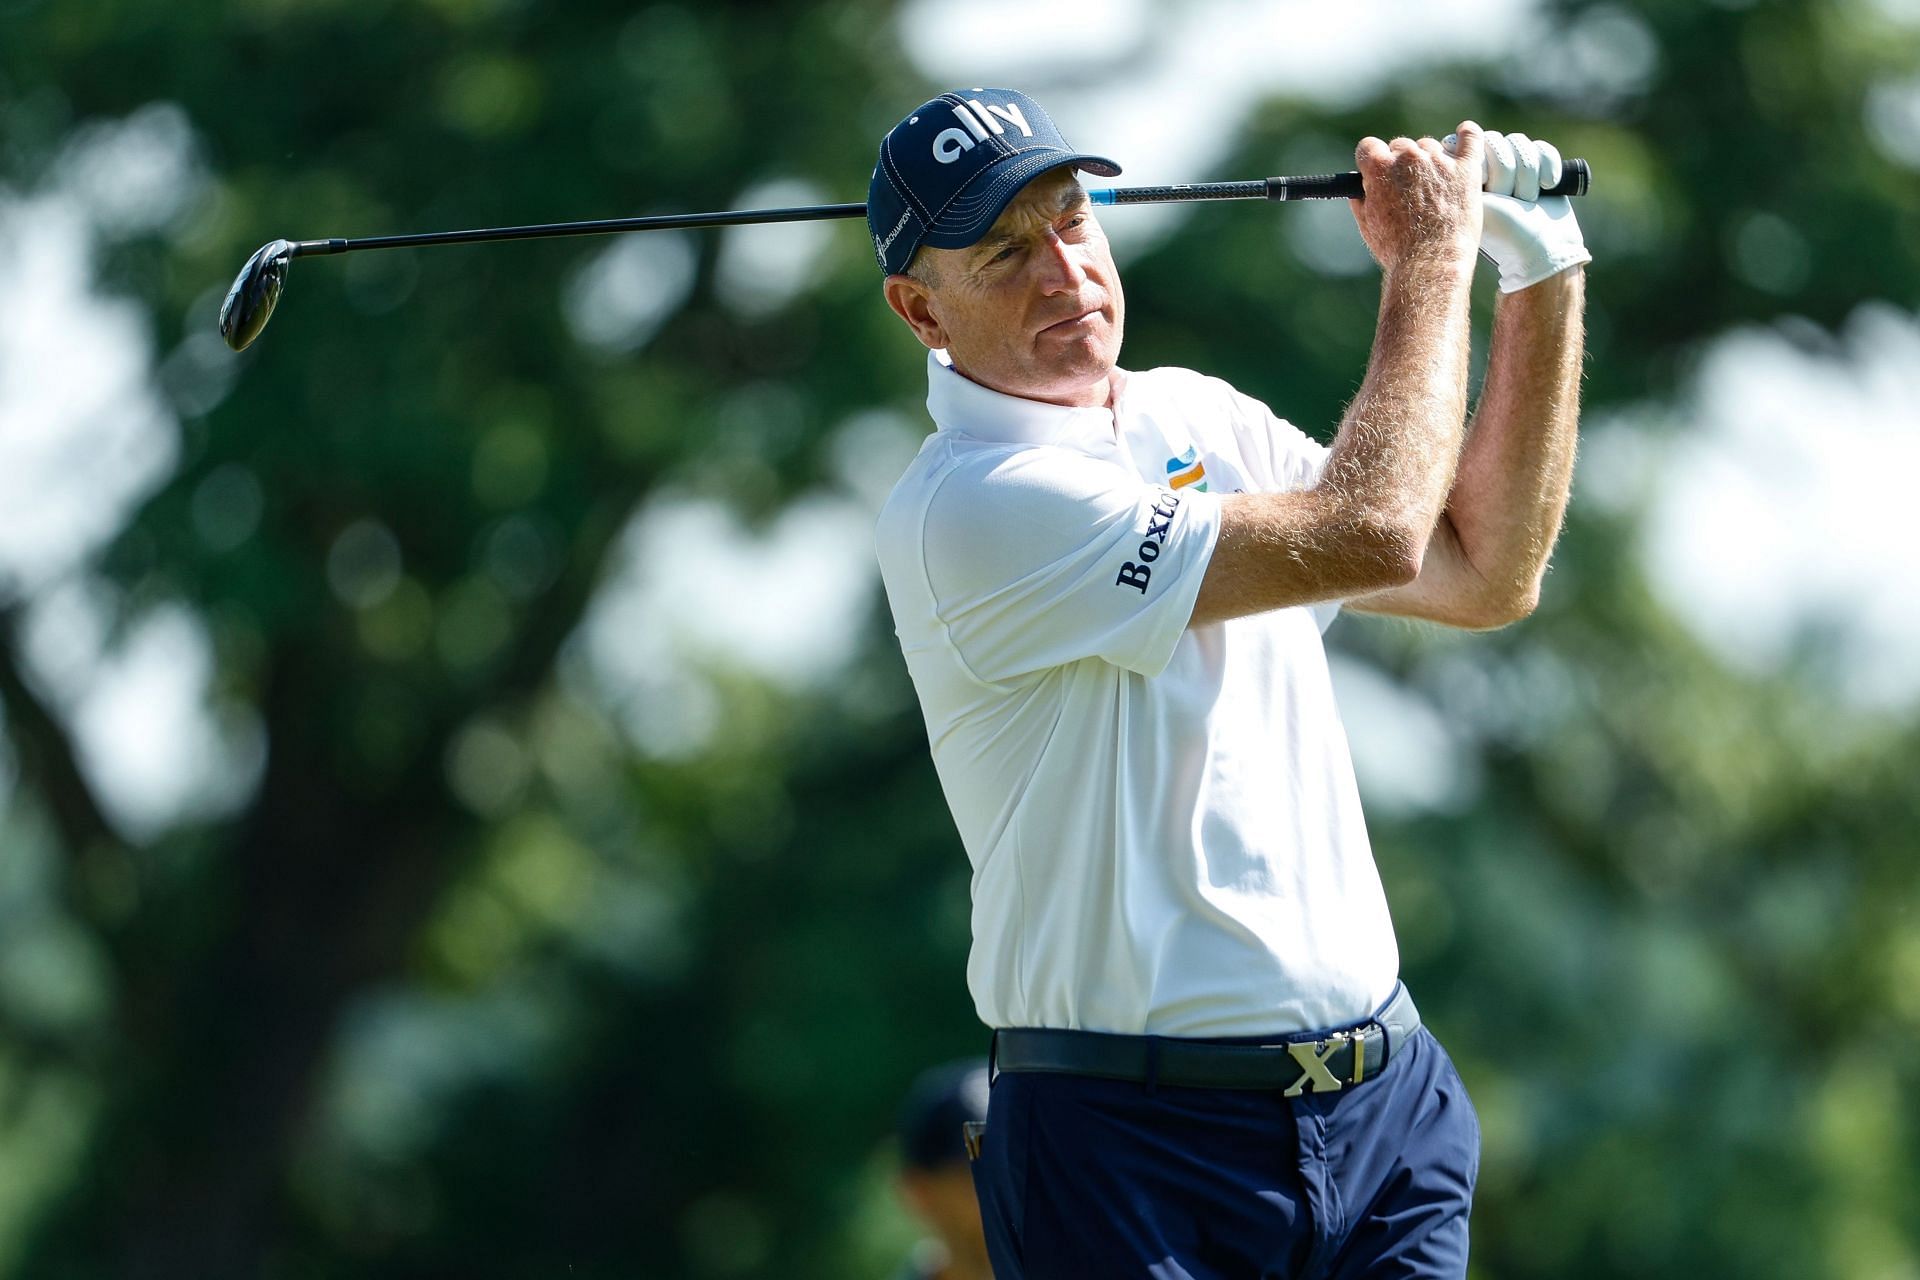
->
<box><xmin>898</xmin><ymin>0</ymin><xmax>1540</xmax><ymax>255</ymax></box>
<box><xmin>52</xmin><ymin>101</ymin><xmax>206</xmax><ymax>240</ymax></box>
<box><xmin>17</xmin><ymin>578</ymin><xmax>114</xmax><ymax>707</ymax></box>
<box><xmin>714</xmin><ymin>179</ymin><xmax>838</xmax><ymax>318</ymax></box>
<box><xmin>575</xmin><ymin>494</ymin><xmax>877</xmax><ymax>756</ymax></box>
<box><xmin>320</xmin><ymin>980</ymin><xmax>593</xmax><ymax>1166</ymax></box>
<box><xmin>1326</xmin><ymin>651</ymin><xmax>1483</xmax><ymax>817</ymax></box>
<box><xmin>1864</xmin><ymin>74</ymin><xmax>1920</xmax><ymax>169</ymax></box>
<box><xmin>562</xmin><ymin>231</ymin><xmax>697</xmax><ymax>352</ymax></box>
<box><xmin>1619</xmin><ymin>303</ymin><xmax>1920</xmax><ymax>708</ymax></box>
<box><xmin>1504</xmin><ymin>3</ymin><xmax>1660</xmax><ymax>111</ymax></box>
<box><xmin>0</xmin><ymin>102</ymin><xmax>269</xmax><ymax>841</ymax></box>
<box><xmin>825</xmin><ymin>409</ymin><xmax>928</xmax><ymax>516</ymax></box>
<box><xmin>563</xmin><ymin>411</ymin><xmax>920</xmax><ymax>760</ymax></box>
<box><xmin>901</xmin><ymin>0</ymin><xmax>1151</xmax><ymax>68</ymax></box>
<box><xmin>0</xmin><ymin>196</ymin><xmax>179</xmax><ymax>597</ymax></box>
<box><xmin>49</xmin><ymin>602</ymin><xmax>264</xmax><ymax>841</ymax></box>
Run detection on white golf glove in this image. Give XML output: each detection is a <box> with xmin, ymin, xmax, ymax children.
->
<box><xmin>1451</xmin><ymin>130</ymin><xmax>1592</xmax><ymax>293</ymax></box>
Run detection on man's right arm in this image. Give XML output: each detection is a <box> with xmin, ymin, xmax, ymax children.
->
<box><xmin>1188</xmin><ymin>125</ymin><xmax>1485</xmax><ymax>629</ymax></box>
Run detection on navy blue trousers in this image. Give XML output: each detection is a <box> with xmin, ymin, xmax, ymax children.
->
<box><xmin>968</xmin><ymin>1025</ymin><xmax>1479</xmax><ymax>1279</ymax></box>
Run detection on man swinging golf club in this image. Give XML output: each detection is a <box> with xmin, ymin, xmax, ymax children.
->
<box><xmin>870</xmin><ymin>87</ymin><xmax>1588</xmax><ymax>1279</ymax></box>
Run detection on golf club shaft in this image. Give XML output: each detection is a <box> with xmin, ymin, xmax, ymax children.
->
<box><xmin>286</xmin><ymin>160</ymin><xmax>1590</xmax><ymax>258</ymax></box>
<box><xmin>287</xmin><ymin>201</ymin><xmax>870</xmax><ymax>256</ymax></box>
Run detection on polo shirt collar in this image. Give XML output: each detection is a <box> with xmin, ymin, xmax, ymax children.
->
<box><xmin>925</xmin><ymin>349</ymin><xmax>1119</xmax><ymax>448</ymax></box>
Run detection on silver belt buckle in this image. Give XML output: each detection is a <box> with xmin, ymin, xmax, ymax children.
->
<box><xmin>1281</xmin><ymin>1029</ymin><xmax>1360</xmax><ymax>1097</ymax></box>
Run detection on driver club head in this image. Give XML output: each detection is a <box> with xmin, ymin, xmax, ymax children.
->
<box><xmin>219</xmin><ymin>239</ymin><xmax>294</xmax><ymax>352</ymax></box>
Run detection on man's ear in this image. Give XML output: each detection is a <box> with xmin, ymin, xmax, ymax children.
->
<box><xmin>884</xmin><ymin>273</ymin><xmax>949</xmax><ymax>351</ymax></box>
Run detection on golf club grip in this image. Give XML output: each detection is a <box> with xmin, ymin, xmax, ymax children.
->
<box><xmin>1095</xmin><ymin>158</ymin><xmax>1589</xmax><ymax>206</ymax></box>
<box><xmin>1271</xmin><ymin>157</ymin><xmax>1590</xmax><ymax>201</ymax></box>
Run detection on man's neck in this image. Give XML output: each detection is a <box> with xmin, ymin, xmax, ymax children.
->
<box><xmin>945</xmin><ymin>358</ymin><xmax>1115</xmax><ymax>410</ymax></box>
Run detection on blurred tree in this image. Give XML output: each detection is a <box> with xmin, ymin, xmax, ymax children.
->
<box><xmin>0</xmin><ymin>0</ymin><xmax>1915</xmax><ymax>1277</ymax></box>
<box><xmin>2</xmin><ymin>1</ymin><xmax>954</xmax><ymax>1275</ymax></box>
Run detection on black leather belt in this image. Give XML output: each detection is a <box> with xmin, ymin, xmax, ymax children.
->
<box><xmin>992</xmin><ymin>984</ymin><xmax>1421</xmax><ymax>1096</ymax></box>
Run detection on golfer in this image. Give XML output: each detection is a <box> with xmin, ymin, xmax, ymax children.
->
<box><xmin>870</xmin><ymin>88</ymin><xmax>1586</xmax><ymax>1279</ymax></box>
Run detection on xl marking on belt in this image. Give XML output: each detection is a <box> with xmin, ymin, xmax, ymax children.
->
<box><xmin>1282</xmin><ymin>1031</ymin><xmax>1362</xmax><ymax>1096</ymax></box>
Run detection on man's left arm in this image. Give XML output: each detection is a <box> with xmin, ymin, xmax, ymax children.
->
<box><xmin>1346</xmin><ymin>265</ymin><xmax>1585</xmax><ymax>628</ymax></box>
<box><xmin>1348</xmin><ymin>129</ymin><xmax>1588</xmax><ymax>628</ymax></box>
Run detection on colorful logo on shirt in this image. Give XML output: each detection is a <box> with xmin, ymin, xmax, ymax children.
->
<box><xmin>1165</xmin><ymin>447</ymin><xmax>1208</xmax><ymax>492</ymax></box>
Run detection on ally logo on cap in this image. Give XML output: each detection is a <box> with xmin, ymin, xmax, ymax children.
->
<box><xmin>866</xmin><ymin>87</ymin><xmax>1121</xmax><ymax>276</ymax></box>
<box><xmin>929</xmin><ymin>97</ymin><xmax>1036</xmax><ymax>163</ymax></box>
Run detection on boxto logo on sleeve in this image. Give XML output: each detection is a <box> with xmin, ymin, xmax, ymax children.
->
<box><xmin>1115</xmin><ymin>490</ymin><xmax>1181</xmax><ymax>594</ymax></box>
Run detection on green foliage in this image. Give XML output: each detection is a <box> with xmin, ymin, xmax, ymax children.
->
<box><xmin>1</xmin><ymin>0</ymin><xmax>1917</xmax><ymax>1277</ymax></box>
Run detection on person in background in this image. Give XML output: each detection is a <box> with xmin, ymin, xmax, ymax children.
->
<box><xmin>892</xmin><ymin>1059</ymin><xmax>993</xmax><ymax>1280</ymax></box>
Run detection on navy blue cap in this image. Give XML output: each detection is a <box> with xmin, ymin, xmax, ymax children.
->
<box><xmin>868</xmin><ymin>88</ymin><xmax>1121</xmax><ymax>276</ymax></box>
<box><xmin>896</xmin><ymin>1058</ymin><xmax>990</xmax><ymax>1170</ymax></box>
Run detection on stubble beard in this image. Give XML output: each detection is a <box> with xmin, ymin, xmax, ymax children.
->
<box><xmin>1030</xmin><ymin>305</ymin><xmax>1123</xmax><ymax>403</ymax></box>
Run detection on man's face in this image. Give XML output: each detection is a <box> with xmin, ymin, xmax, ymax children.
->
<box><xmin>884</xmin><ymin>166</ymin><xmax>1126</xmax><ymax>408</ymax></box>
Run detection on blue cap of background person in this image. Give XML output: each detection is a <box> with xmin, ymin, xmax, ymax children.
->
<box><xmin>867</xmin><ymin>88</ymin><xmax>1122</xmax><ymax>277</ymax></box>
<box><xmin>896</xmin><ymin>1058</ymin><xmax>990</xmax><ymax>1170</ymax></box>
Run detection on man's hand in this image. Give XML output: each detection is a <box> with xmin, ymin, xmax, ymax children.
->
<box><xmin>1193</xmin><ymin>126</ymin><xmax>1489</xmax><ymax>628</ymax></box>
<box><xmin>1456</xmin><ymin>130</ymin><xmax>1593</xmax><ymax>293</ymax></box>
<box><xmin>1349</xmin><ymin>122</ymin><xmax>1485</xmax><ymax>278</ymax></box>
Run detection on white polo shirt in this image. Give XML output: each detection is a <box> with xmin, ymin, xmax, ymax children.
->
<box><xmin>876</xmin><ymin>351</ymin><xmax>1399</xmax><ymax>1038</ymax></box>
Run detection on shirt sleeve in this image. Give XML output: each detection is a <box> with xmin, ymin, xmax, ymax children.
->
<box><xmin>1220</xmin><ymin>380</ymin><xmax>1330</xmax><ymax>493</ymax></box>
<box><xmin>1218</xmin><ymin>379</ymin><xmax>1344</xmax><ymax>634</ymax></box>
<box><xmin>919</xmin><ymin>444</ymin><xmax>1222</xmax><ymax>682</ymax></box>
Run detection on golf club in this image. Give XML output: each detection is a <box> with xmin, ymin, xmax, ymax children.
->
<box><xmin>218</xmin><ymin>160</ymin><xmax>1591</xmax><ymax>352</ymax></box>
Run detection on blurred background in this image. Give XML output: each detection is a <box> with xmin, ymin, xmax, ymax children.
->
<box><xmin>3</xmin><ymin>0</ymin><xmax>1918</xmax><ymax>1275</ymax></box>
